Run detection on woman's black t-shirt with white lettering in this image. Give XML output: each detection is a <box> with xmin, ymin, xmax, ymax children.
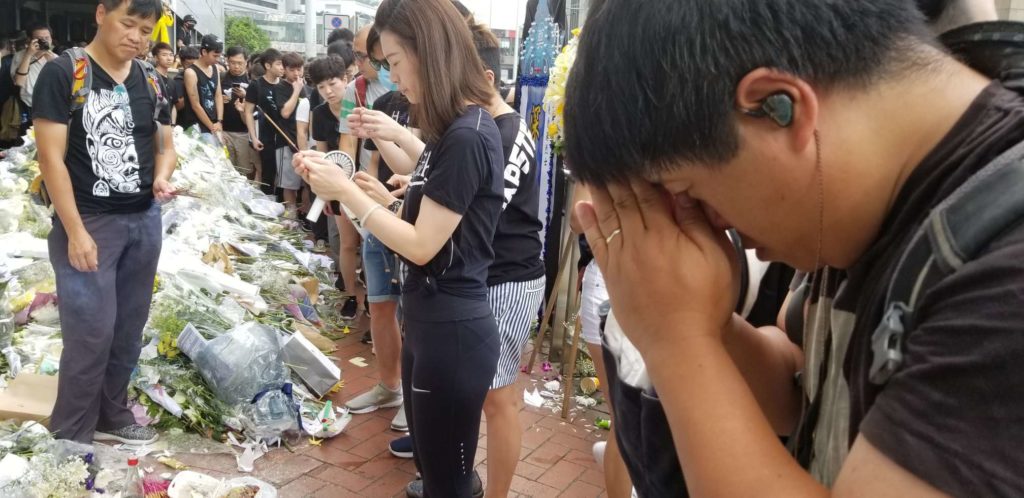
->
<box><xmin>33</xmin><ymin>56</ymin><xmax>172</xmax><ymax>214</ymax></box>
<box><xmin>399</xmin><ymin>105</ymin><xmax>504</xmax><ymax>321</ymax></box>
<box><xmin>488</xmin><ymin>113</ymin><xmax>544</xmax><ymax>286</ymax></box>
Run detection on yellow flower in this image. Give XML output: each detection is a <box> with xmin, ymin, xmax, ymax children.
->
<box><xmin>548</xmin><ymin>123</ymin><xmax>560</xmax><ymax>139</ymax></box>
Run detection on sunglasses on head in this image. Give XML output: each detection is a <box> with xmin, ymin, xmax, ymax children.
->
<box><xmin>370</xmin><ymin>58</ymin><xmax>390</xmax><ymax>72</ymax></box>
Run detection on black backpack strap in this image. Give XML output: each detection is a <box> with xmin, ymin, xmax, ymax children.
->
<box><xmin>133</xmin><ymin>58</ymin><xmax>168</xmax><ymax>154</ymax></box>
<box><xmin>870</xmin><ymin>138</ymin><xmax>1024</xmax><ymax>384</ymax></box>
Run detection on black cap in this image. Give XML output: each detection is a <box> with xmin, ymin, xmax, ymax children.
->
<box><xmin>183</xmin><ymin>15</ymin><xmax>197</xmax><ymax>23</ymax></box>
<box><xmin>200</xmin><ymin>34</ymin><xmax>223</xmax><ymax>52</ymax></box>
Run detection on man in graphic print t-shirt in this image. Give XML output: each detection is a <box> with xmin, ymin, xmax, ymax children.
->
<box><xmin>32</xmin><ymin>0</ymin><xmax>174</xmax><ymax>445</ymax></box>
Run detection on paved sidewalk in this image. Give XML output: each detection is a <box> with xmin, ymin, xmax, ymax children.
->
<box><xmin>171</xmin><ymin>318</ymin><xmax>614</xmax><ymax>497</ymax></box>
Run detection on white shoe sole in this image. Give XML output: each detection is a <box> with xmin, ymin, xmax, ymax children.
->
<box><xmin>390</xmin><ymin>447</ymin><xmax>414</xmax><ymax>459</ymax></box>
<box><xmin>94</xmin><ymin>431</ymin><xmax>158</xmax><ymax>445</ymax></box>
<box><xmin>390</xmin><ymin>422</ymin><xmax>408</xmax><ymax>432</ymax></box>
<box><xmin>347</xmin><ymin>397</ymin><xmax>404</xmax><ymax>414</ymax></box>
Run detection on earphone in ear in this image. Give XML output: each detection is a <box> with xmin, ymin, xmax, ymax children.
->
<box><xmin>740</xmin><ymin>92</ymin><xmax>794</xmax><ymax>128</ymax></box>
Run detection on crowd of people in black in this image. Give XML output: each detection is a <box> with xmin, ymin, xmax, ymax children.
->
<box><xmin>24</xmin><ymin>0</ymin><xmax>1024</xmax><ymax>496</ymax></box>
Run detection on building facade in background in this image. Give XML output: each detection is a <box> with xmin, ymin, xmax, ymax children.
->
<box><xmin>226</xmin><ymin>0</ymin><xmax>376</xmax><ymax>55</ymax></box>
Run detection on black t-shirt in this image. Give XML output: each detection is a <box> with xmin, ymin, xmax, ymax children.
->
<box><xmin>245</xmin><ymin>76</ymin><xmax>285</xmax><ymax>148</ymax></box>
<box><xmin>173</xmin><ymin>71</ymin><xmax>196</xmax><ymax>130</ymax></box>
<box><xmin>275</xmin><ymin>81</ymin><xmax>303</xmax><ymax>147</ymax></box>
<box><xmin>184</xmin><ymin>64</ymin><xmax>220</xmax><ymax>132</ymax></box>
<box><xmin>363</xmin><ymin>91</ymin><xmax>410</xmax><ymax>183</ymax></box>
<box><xmin>221</xmin><ymin>72</ymin><xmax>250</xmax><ymax>133</ymax></box>
<box><xmin>790</xmin><ymin>83</ymin><xmax>1024</xmax><ymax>496</ymax></box>
<box><xmin>33</xmin><ymin>56</ymin><xmax>172</xmax><ymax>214</ymax></box>
<box><xmin>400</xmin><ymin>105</ymin><xmax>504</xmax><ymax>321</ymax></box>
<box><xmin>488</xmin><ymin>113</ymin><xmax>544</xmax><ymax>286</ymax></box>
<box><xmin>308</xmin><ymin>86</ymin><xmax>321</xmax><ymax>110</ymax></box>
<box><xmin>311</xmin><ymin>102</ymin><xmax>339</xmax><ymax>151</ymax></box>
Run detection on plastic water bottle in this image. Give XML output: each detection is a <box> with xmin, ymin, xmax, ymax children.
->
<box><xmin>122</xmin><ymin>457</ymin><xmax>144</xmax><ymax>498</ymax></box>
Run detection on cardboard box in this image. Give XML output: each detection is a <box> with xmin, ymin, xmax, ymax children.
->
<box><xmin>0</xmin><ymin>373</ymin><xmax>59</xmax><ymax>425</ymax></box>
<box><xmin>283</xmin><ymin>333</ymin><xmax>341</xmax><ymax>398</ymax></box>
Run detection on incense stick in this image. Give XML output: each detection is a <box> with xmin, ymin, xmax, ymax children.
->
<box><xmin>255</xmin><ymin>104</ymin><xmax>300</xmax><ymax>152</ymax></box>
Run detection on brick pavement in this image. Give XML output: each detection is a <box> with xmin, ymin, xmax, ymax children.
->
<box><xmin>170</xmin><ymin>319</ymin><xmax>614</xmax><ymax>497</ymax></box>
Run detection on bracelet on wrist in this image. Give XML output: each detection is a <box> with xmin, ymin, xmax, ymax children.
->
<box><xmin>359</xmin><ymin>204</ymin><xmax>385</xmax><ymax>228</ymax></box>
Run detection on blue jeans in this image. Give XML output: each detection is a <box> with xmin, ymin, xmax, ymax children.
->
<box><xmin>361</xmin><ymin>233</ymin><xmax>401</xmax><ymax>303</ymax></box>
<box><xmin>48</xmin><ymin>203</ymin><xmax>163</xmax><ymax>442</ymax></box>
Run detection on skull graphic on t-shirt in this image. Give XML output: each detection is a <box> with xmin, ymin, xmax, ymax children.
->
<box><xmin>83</xmin><ymin>88</ymin><xmax>139</xmax><ymax>196</ymax></box>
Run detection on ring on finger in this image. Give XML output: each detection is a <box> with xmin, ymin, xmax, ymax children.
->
<box><xmin>605</xmin><ymin>228</ymin><xmax>622</xmax><ymax>245</ymax></box>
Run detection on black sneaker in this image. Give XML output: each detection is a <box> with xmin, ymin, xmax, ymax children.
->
<box><xmin>340</xmin><ymin>297</ymin><xmax>358</xmax><ymax>321</ymax></box>
<box><xmin>405</xmin><ymin>472</ymin><xmax>482</xmax><ymax>498</ymax></box>
<box><xmin>363</xmin><ymin>299</ymin><xmax>371</xmax><ymax>319</ymax></box>
<box><xmin>389</xmin><ymin>435</ymin><xmax>413</xmax><ymax>458</ymax></box>
<box><xmin>334</xmin><ymin>275</ymin><xmax>346</xmax><ymax>293</ymax></box>
<box><xmin>94</xmin><ymin>424</ymin><xmax>158</xmax><ymax>445</ymax></box>
<box><xmin>361</xmin><ymin>330</ymin><xmax>373</xmax><ymax>344</ymax></box>
<box><xmin>299</xmin><ymin>218</ymin><xmax>313</xmax><ymax>233</ymax></box>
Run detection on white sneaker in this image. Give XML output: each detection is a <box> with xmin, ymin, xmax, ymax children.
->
<box><xmin>592</xmin><ymin>441</ymin><xmax>607</xmax><ymax>468</ymax></box>
<box><xmin>391</xmin><ymin>405</ymin><xmax>408</xmax><ymax>432</ymax></box>
<box><xmin>345</xmin><ymin>382</ymin><xmax>403</xmax><ymax>414</ymax></box>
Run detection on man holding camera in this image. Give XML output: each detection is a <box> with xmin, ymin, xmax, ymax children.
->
<box><xmin>11</xmin><ymin>24</ymin><xmax>56</xmax><ymax>132</ymax></box>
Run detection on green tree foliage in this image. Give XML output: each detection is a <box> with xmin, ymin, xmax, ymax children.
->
<box><xmin>225</xmin><ymin>16</ymin><xmax>271</xmax><ymax>54</ymax></box>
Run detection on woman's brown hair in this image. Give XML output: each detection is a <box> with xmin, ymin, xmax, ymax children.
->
<box><xmin>374</xmin><ymin>0</ymin><xmax>496</xmax><ymax>142</ymax></box>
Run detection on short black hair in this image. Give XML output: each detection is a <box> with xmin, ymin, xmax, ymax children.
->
<box><xmin>469</xmin><ymin>21</ymin><xmax>501</xmax><ymax>90</ymax></box>
<box><xmin>151</xmin><ymin>41</ymin><xmax>172</xmax><ymax>56</ymax></box>
<box><xmin>178</xmin><ymin>46</ymin><xmax>199</xmax><ymax>61</ymax></box>
<box><xmin>327</xmin><ymin>27</ymin><xmax>355</xmax><ymax>45</ymax></box>
<box><xmin>200</xmin><ymin>34</ymin><xmax>223</xmax><ymax>54</ymax></box>
<box><xmin>326</xmin><ymin>40</ymin><xmax>356</xmax><ymax>69</ymax></box>
<box><xmin>260</xmin><ymin>48</ymin><xmax>283</xmax><ymax>67</ymax></box>
<box><xmin>226</xmin><ymin>46</ymin><xmax>247</xmax><ymax>59</ymax></box>
<box><xmin>26</xmin><ymin>24</ymin><xmax>50</xmax><ymax>38</ymax></box>
<box><xmin>565</xmin><ymin>0</ymin><xmax>935</xmax><ymax>185</ymax></box>
<box><xmin>367</xmin><ymin>26</ymin><xmax>381</xmax><ymax>54</ymax></box>
<box><xmin>308</xmin><ymin>55</ymin><xmax>350</xmax><ymax>85</ymax></box>
<box><xmin>282</xmin><ymin>52</ymin><xmax>304</xmax><ymax>69</ymax></box>
<box><xmin>99</xmin><ymin>0</ymin><xmax>163</xmax><ymax>21</ymax></box>
<box><xmin>915</xmin><ymin>0</ymin><xmax>954</xmax><ymax>21</ymax></box>
<box><xmin>450</xmin><ymin>0</ymin><xmax>471</xmax><ymax>18</ymax></box>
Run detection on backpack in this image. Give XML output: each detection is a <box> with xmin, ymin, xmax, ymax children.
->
<box><xmin>868</xmin><ymin>138</ymin><xmax>1024</xmax><ymax>384</ymax></box>
<box><xmin>64</xmin><ymin>47</ymin><xmax>170</xmax><ymax>153</ymax></box>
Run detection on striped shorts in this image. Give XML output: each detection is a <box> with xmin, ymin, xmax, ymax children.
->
<box><xmin>488</xmin><ymin>275</ymin><xmax>546</xmax><ymax>389</ymax></box>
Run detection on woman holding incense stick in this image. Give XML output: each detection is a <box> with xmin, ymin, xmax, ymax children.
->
<box><xmin>294</xmin><ymin>0</ymin><xmax>502</xmax><ymax>495</ymax></box>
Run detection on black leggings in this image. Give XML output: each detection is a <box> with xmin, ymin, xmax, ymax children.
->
<box><xmin>403</xmin><ymin>314</ymin><xmax>499</xmax><ymax>497</ymax></box>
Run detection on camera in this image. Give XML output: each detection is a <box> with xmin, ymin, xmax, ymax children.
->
<box><xmin>36</xmin><ymin>39</ymin><xmax>49</xmax><ymax>51</ymax></box>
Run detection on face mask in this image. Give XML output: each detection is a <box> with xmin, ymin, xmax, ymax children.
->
<box><xmin>378</xmin><ymin>67</ymin><xmax>398</xmax><ymax>92</ymax></box>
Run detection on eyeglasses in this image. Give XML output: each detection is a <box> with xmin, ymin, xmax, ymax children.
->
<box><xmin>370</xmin><ymin>58</ymin><xmax>390</xmax><ymax>72</ymax></box>
<box><xmin>354</xmin><ymin>51</ymin><xmax>369</xmax><ymax>62</ymax></box>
